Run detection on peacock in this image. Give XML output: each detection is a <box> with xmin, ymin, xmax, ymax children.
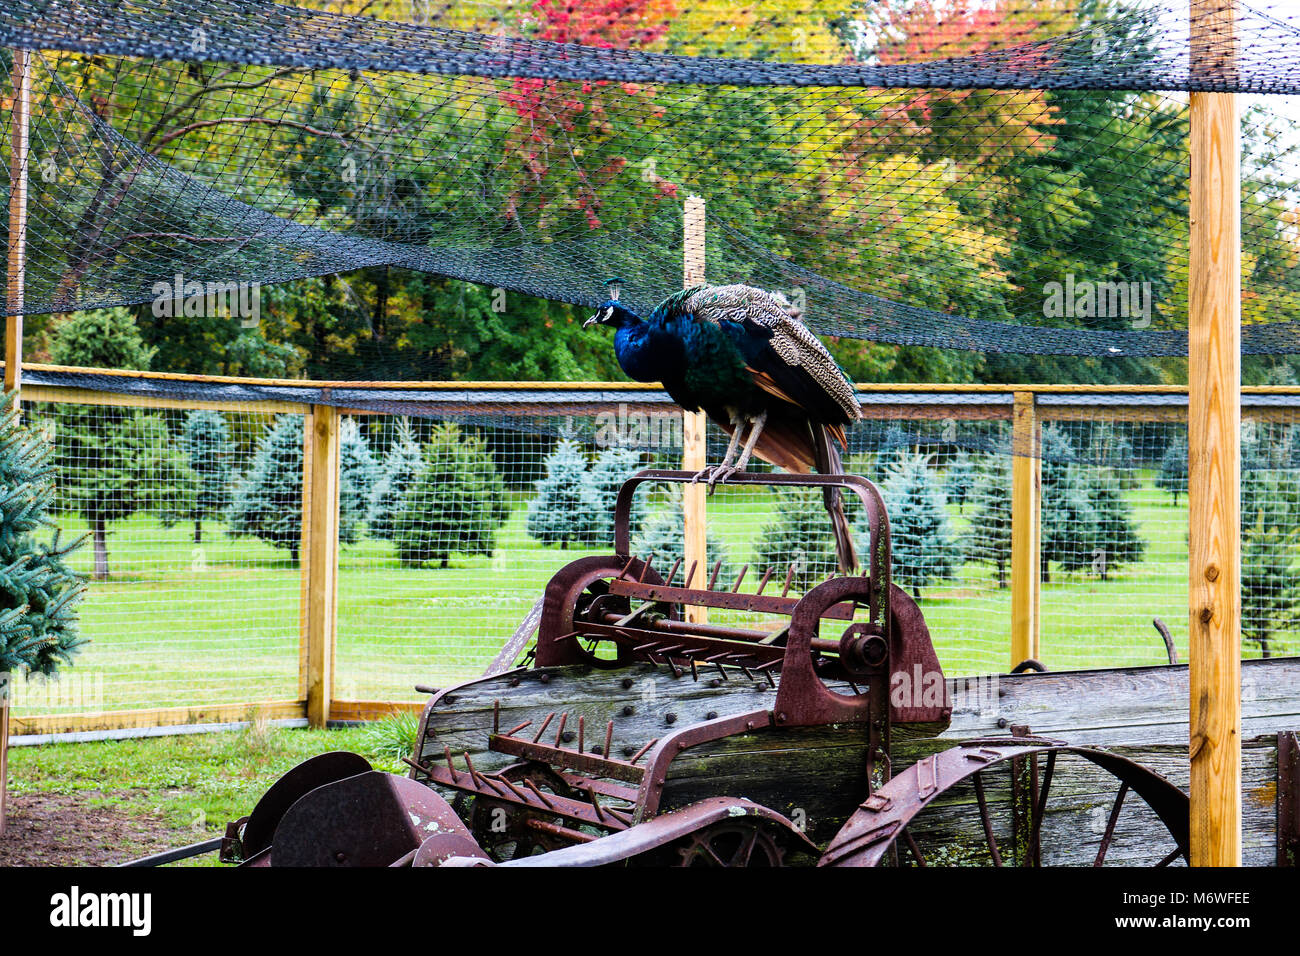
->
<box><xmin>584</xmin><ymin>279</ymin><xmax>864</xmax><ymax>573</ymax></box>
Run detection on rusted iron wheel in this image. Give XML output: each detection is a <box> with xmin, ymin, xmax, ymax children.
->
<box><xmin>674</xmin><ymin>821</ymin><xmax>786</xmax><ymax>867</ymax></box>
<box><xmin>468</xmin><ymin>761</ymin><xmax>591</xmax><ymax>861</ymax></box>
<box><xmin>820</xmin><ymin>739</ymin><xmax>1190</xmax><ymax>868</ymax></box>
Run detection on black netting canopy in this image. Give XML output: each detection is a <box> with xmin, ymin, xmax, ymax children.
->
<box><xmin>2</xmin><ymin>0</ymin><xmax>1300</xmax><ymax>359</ymax></box>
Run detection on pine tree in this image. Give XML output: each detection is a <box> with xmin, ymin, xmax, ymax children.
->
<box><xmin>880</xmin><ymin>454</ymin><xmax>961</xmax><ymax>599</ymax></box>
<box><xmin>171</xmin><ymin>409</ymin><xmax>233</xmax><ymax>544</ymax></box>
<box><xmin>1156</xmin><ymin>435</ymin><xmax>1188</xmax><ymax>505</ymax></box>
<box><xmin>367</xmin><ymin>417</ymin><xmax>423</xmax><ymax>541</ymax></box>
<box><xmin>526</xmin><ymin>437</ymin><xmax>600</xmax><ymax>548</ymax></box>
<box><xmin>227</xmin><ymin>415</ymin><xmax>308</xmax><ymax>562</ymax></box>
<box><xmin>945</xmin><ymin>451</ymin><xmax>976</xmax><ymax>513</ymax></box>
<box><xmin>1078</xmin><ymin>468</ymin><xmax>1145</xmax><ymax>579</ymax></box>
<box><xmin>393</xmin><ymin>423</ymin><xmax>509</xmax><ymax>567</ymax></box>
<box><xmin>50</xmin><ymin>309</ymin><xmax>194</xmax><ymax>579</ymax></box>
<box><xmin>754</xmin><ymin>489</ymin><xmax>841</xmax><ymax>591</ymax></box>
<box><xmin>634</xmin><ymin>489</ymin><xmax>732</xmax><ymax>583</ymax></box>
<box><xmin>968</xmin><ymin>455</ymin><xmax>1013</xmax><ymax>588</ymax></box>
<box><xmin>338</xmin><ymin>418</ymin><xmax>377</xmax><ymax>544</ymax></box>
<box><xmin>0</xmin><ymin>394</ymin><xmax>87</xmax><ymax>679</ymax></box>
<box><xmin>585</xmin><ymin>444</ymin><xmax>649</xmax><ymax>547</ymax></box>
<box><xmin>1241</xmin><ymin>468</ymin><xmax>1300</xmax><ymax>657</ymax></box>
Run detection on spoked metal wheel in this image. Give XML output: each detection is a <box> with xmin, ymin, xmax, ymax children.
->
<box><xmin>675</xmin><ymin>821</ymin><xmax>786</xmax><ymax>867</ymax></box>
<box><xmin>820</xmin><ymin>739</ymin><xmax>1190</xmax><ymax>868</ymax></box>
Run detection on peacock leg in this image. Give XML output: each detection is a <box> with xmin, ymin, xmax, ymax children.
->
<box><xmin>714</xmin><ymin>410</ymin><xmax>767</xmax><ymax>485</ymax></box>
<box><xmin>692</xmin><ymin>410</ymin><xmax>745</xmax><ymax>485</ymax></box>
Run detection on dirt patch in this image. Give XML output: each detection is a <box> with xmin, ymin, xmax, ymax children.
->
<box><xmin>0</xmin><ymin>791</ymin><xmax>179</xmax><ymax>866</ymax></box>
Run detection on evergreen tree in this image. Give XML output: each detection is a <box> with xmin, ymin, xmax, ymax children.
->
<box><xmin>754</xmin><ymin>489</ymin><xmax>842</xmax><ymax>591</ymax></box>
<box><xmin>0</xmin><ymin>394</ymin><xmax>87</xmax><ymax>679</ymax></box>
<box><xmin>526</xmin><ymin>437</ymin><xmax>600</xmax><ymax>548</ymax></box>
<box><xmin>367</xmin><ymin>417</ymin><xmax>423</xmax><ymax>541</ymax></box>
<box><xmin>173</xmin><ymin>409</ymin><xmax>233</xmax><ymax>544</ymax></box>
<box><xmin>968</xmin><ymin>455</ymin><xmax>1013</xmax><ymax>588</ymax></box>
<box><xmin>1241</xmin><ymin>510</ymin><xmax>1299</xmax><ymax>659</ymax></box>
<box><xmin>338</xmin><ymin>418</ymin><xmax>377</xmax><ymax>544</ymax></box>
<box><xmin>49</xmin><ymin>309</ymin><xmax>194</xmax><ymax>579</ymax></box>
<box><xmin>393</xmin><ymin>423</ymin><xmax>509</xmax><ymax>567</ymax></box>
<box><xmin>585</xmin><ymin>444</ymin><xmax>649</xmax><ymax>547</ymax></box>
<box><xmin>1156</xmin><ymin>435</ymin><xmax>1188</xmax><ymax>505</ymax></box>
<box><xmin>634</xmin><ymin>490</ymin><xmax>732</xmax><ymax>583</ymax></box>
<box><xmin>879</xmin><ymin>454</ymin><xmax>961</xmax><ymax>599</ymax></box>
<box><xmin>227</xmin><ymin>415</ymin><xmax>309</xmax><ymax>562</ymax></box>
<box><xmin>945</xmin><ymin>451</ymin><xmax>976</xmax><ymax>513</ymax></box>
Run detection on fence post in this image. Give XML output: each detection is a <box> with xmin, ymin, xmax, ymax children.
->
<box><xmin>1188</xmin><ymin>0</ymin><xmax>1242</xmax><ymax>867</ymax></box>
<box><xmin>302</xmin><ymin>404</ymin><xmax>340</xmax><ymax>728</ymax></box>
<box><xmin>682</xmin><ymin>195</ymin><xmax>708</xmax><ymax>623</ymax></box>
<box><xmin>1</xmin><ymin>46</ymin><xmax>31</xmax><ymax>836</ymax></box>
<box><xmin>1010</xmin><ymin>391</ymin><xmax>1040</xmax><ymax>669</ymax></box>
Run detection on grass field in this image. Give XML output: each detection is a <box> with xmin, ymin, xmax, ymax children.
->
<box><xmin>9</xmin><ymin>472</ymin><xmax>1293</xmax><ymax>718</ymax></box>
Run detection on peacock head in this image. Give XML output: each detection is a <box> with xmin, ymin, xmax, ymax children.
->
<box><xmin>583</xmin><ymin>277</ymin><xmax>639</xmax><ymax>329</ymax></box>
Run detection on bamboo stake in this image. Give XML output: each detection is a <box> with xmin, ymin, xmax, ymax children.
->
<box><xmin>1</xmin><ymin>46</ymin><xmax>31</xmax><ymax>837</ymax></box>
<box><xmin>1010</xmin><ymin>391</ymin><xmax>1040</xmax><ymax>668</ymax></box>
<box><xmin>1188</xmin><ymin>0</ymin><xmax>1242</xmax><ymax>867</ymax></box>
<box><xmin>682</xmin><ymin>195</ymin><xmax>708</xmax><ymax>624</ymax></box>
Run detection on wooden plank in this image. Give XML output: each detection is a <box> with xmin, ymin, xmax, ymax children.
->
<box><xmin>1010</xmin><ymin>391</ymin><xmax>1040</xmax><ymax>668</ymax></box>
<box><xmin>1188</xmin><ymin>0</ymin><xmax>1242</xmax><ymax>867</ymax></box>
<box><xmin>327</xmin><ymin>699</ymin><xmax>422</xmax><ymax>722</ymax></box>
<box><xmin>9</xmin><ymin>700</ymin><xmax>306</xmax><ymax>737</ymax></box>
<box><xmin>304</xmin><ymin>405</ymin><xmax>339</xmax><ymax>728</ymax></box>
<box><xmin>682</xmin><ymin>195</ymin><xmax>708</xmax><ymax>625</ymax></box>
<box><xmin>21</xmin><ymin>385</ymin><xmax>306</xmax><ymax>414</ymax></box>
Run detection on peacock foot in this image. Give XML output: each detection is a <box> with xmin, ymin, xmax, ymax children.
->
<box><xmin>706</xmin><ymin>465</ymin><xmax>737</xmax><ymax>492</ymax></box>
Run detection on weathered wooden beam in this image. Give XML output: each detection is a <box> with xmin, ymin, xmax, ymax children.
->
<box><xmin>1188</xmin><ymin>0</ymin><xmax>1242</xmax><ymax>867</ymax></box>
<box><xmin>1010</xmin><ymin>391</ymin><xmax>1040</xmax><ymax>669</ymax></box>
<box><xmin>9</xmin><ymin>700</ymin><xmax>306</xmax><ymax>737</ymax></box>
<box><xmin>303</xmin><ymin>405</ymin><xmax>340</xmax><ymax>728</ymax></box>
<box><xmin>682</xmin><ymin>195</ymin><xmax>708</xmax><ymax>624</ymax></box>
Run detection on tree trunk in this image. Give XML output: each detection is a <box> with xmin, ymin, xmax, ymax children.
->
<box><xmin>194</xmin><ymin>520</ymin><xmax>202</xmax><ymax>545</ymax></box>
<box><xmin>92</xmin><ymin>517</ymin><xmax>109</xmax><ymax>581</ymax></box>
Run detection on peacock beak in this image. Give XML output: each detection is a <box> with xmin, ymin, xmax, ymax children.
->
<box><xmin>583</xmin><ymin>314</ymin><xmax>600</xmax><ymax>328</ymax></box>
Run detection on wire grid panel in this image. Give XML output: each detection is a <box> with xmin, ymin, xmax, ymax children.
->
<box><xmin>10</xmin><ymin>399</ymin><xmax>306</xmax><ymax>717</ymax></box>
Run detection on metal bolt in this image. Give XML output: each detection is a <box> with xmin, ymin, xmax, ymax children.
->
<box><xmin>997</xmin><ymin>717</ymin><xmax>1008</xmax><ymax>729</ymax></box>
<box><xmin>622</xmin><ymin>746</ymin><xmax>635</xmax><ymax>758</ymax></box>
<box><xmin>561</xmin><ymin>731</ymin><xmax>575</xmax><ymax>743</ymax></box>
<box><xmin>708</xmin><ymin>678</ymin><xmax>722</xmax><ymax>688</ymax></box>
<box><xmin>665</xmin><ymin>713</ymin><xmax>677</xmax><ymax>725</ymax></box>
<box><xmin>705</xmin><ymin>711</ymin><xmax>718</xmax><ymax>720</ymax></box>
<box><xmin>335</xmin><ymin>851</ymin><xmax>346</xmax><ymax>862</ymax></box>
<box><xmin>622</xmin><ymin>705</ymin><xmax>635</xmax><ymax>717</ymax></box>
<box><xmin>621</xmin><ymin>678</ymin><xmax>634</xmax><ymax>689</ymax></box>
<box><xmin>591</xmin><ymin>746</ymin><xmax>602</xmax><ymax>755</ymax></box>
<box><xmin>540</xmin><ymin>674</ymin><xmax>552</xmax><ymax>684</ymax></box>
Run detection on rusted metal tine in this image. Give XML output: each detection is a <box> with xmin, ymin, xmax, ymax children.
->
<box><xmin>707</xmin><ymin>560</ymin><xmax>723</xmax><ymax>590</ymax></box>
<box><xmin>1093</xmin><ymin>782</ymin><xmax>1129</xmax><ymax>867</ymax></box>
<box><xmin>690</xmin><ymin>658</ymin><xmax>699</xmax><ymax>682</ymax></box>
<box><xmin>848</xmin><ymin>681</ymin><xmax>862</xmax><ymax>695</ymax></box>
<box><xmin>504</xmin><ymin>719</ymin><xmax>532</xmax><ymax>737</ymax></box>
<box><xmin>494</xmin><ymin>773</ymin><xmax>533</xmax><ymax>805</ymax></box>
<box><xmin>637</xmin><ymin>557</ymin><xmax>655</xmax><ymax>584</ymax></box>
<box><xmin>755</xmin><ymin>566</ymin><xmax>774</xmax><ymax>595</ymax></box>
<box><xmin>554</xmin><ymin>712</ymin><xmax>569</xmax><ymax>748</ymax></box>
<box><xmin>902</xmin><ymin>827</ymin><xmax>926</xmax><ymax>867</ymax></box>
<box><xmin>605</xmin><ymin>806</ymin><xmax>634</xmax><ymax>825</ymax></box>
<box><xmin>464</xmin><ymin>751</ymin><xmax>505</xmax><ymax>795</ymax></box>
<box><xmin>532</xmin><ymin>712</ymin><xmax>556</xmax><ymax>743</ymax></box>
<box><xmin>1156</xmin><ymin>846</ymin><xmax>1184</xmax><ymax>867</ymax></box>
<box><xmin>739</xmin><ymin>665</ymin><xmax>757</xmax><ymax>681</ymax></box>
<box><xmin>633</xmin><ymin>642</ymin><xmax>661</xmax><ymax>653</ymax></box>
<box><xmin>443</xmin><ymin>745</ymin><xmax>459</xmax><ymax>781</ymax></box>
<box><xmin>614</xmin><ymin>556</ymin><xmax>637</xmax><ymax>583</ymax></box>
<box><xmin>664</xmin><ymin>557</ymin><xmax>683</xmax><ymax>588</ymax></box>
<box><xmin>629</xmin><ymin>739</ymin><xmax>658</xmax><ymax>764</ymax></box>
<box><xmin>731</xmin><ymin>564</ymin><xmax>749</xmax><ymax>593</ymax></box>
<box><xmin>522</xmin><ymin>778</ymin><xmax>556</xmax><ymax>809</ymax></box>
<box><xmin>973</xmin><ymin>773</ymin><xmax>1003</xmax><ymax>867</ymax></box>
<box><xmin>603</xmin><ymin>721</ymin><xmax>614</xmax><ymax>758</ymax></box>
<box><xmin>781</xmin><ymin>564</ymin><xmax>795</xmax><ymax>597</ymax></box>
<box><xmin>713</xmin><ymin>661</ymin><xmax>729</xmax><ymax>682</ymax></box>
<box><xmin>553</xmin><ymin>631</ymin><xmax>582</xmax><ymax>643</ymax></box>
<box><xmin>401</xmin><ymin>756</ymin><xmax>438</xmax><ymax>779</ymax></box>
<box><xmin>578</xmin><ymin>715</ymin><xmax>585</xmax><ymax>754</ymax></box>
<box><xmin>684</xmin><ymin>560</ymin><xmax>699</xmax><ymax>589</ymax></box>
<box><xmin>586</xmin><ymin>785</ymin><xmax>607</xmax><ymax>823</ymax></box>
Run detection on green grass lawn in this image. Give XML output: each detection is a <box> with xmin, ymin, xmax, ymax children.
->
<box><xmin>9</xmin><ymin>474</ymin><xmax>1293</xmax><ymax>719</ymax></box>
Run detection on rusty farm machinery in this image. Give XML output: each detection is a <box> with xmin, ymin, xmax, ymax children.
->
<box><xmin>152</xmin><ymin>468</ymin><xmax>1256</xmax><ymax>869</ymax></box>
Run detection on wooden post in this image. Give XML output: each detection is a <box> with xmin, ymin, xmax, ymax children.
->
<box><xmin>682</xmin><ymin>196</ymin><xmax>708</xmax><ymax>623</ymax></box>
<box><xmin>303</xmin><ymin>404</ymin><xmax>340</xmax><ymax>728</ymax></box>
<box><xmin>1010</xmin><ymin>391</ymin><xmax>1040</xmax><ymax>669</ymax></box>
<box><xmin>1</xmin><ymin>47</ymin><xmax>31</xmax><ymax>836</ymax></box>
<box><xmin>1188</xmin><ymin>0</ymin><xmax>1242</xmax><ymax>867</ymax></box>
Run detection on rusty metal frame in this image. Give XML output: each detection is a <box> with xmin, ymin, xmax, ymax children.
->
<box><xmin>1279</xmin><ymin>731</ymin><xmax>1299</xmax><ymax>866</ymax></box>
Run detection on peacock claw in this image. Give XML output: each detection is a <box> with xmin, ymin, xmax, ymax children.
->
<box><xmin>706</xmin><ymin>465</ymin><xmax>737</xmax><ymax>492</ymax></box>
<box><xmin>688</xmin><ymin>466</ymin><xmax>716</xmax><ymax>485</ymax></box>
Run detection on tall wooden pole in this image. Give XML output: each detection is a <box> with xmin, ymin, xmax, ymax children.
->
<box><xmin>1009</xmin><ymin>391</ymin><xmax>1040</xmax><ymax>669</ymax></box>
<box><xmin>682</xmin><ymin>196</ymin><xmax>708</xmax><ymax>624</ymax></box>
<box><xmin>1188</xmin><ymin>0</ymin><xmax>1241</xmax><ymax>867</ymax></box>
<box><xmin>303</xmin><ymin>405</ymin><xmax>340</xmax><ymax>728</ymax></box>
<box><xmin>1</xmin><ymin>47</ymin><xmax>31</xmax><ymax>837</ymax></box>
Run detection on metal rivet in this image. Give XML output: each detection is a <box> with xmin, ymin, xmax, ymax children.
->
<box><xmin>665</xmin><ymin>713</ymin><xmax>677</xmax><ymax>725</ymax></box>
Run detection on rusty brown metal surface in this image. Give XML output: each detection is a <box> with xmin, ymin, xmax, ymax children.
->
<box><xmin>501</xmin><ymin>796</ymin><xmax>817</xmax><ymax>867</ymax></box>
<box><xmin>819</xmin><ymin>740</ymin><xmax>1190</xmax><ymax>868</ymax></box>
<box><xmin>1279</xmin><ymin>731</ymin><xmax>1299</xmax><ymax>866</ymax></box>
<box><xmin>235</xmin><ymin>750</ymin><xmax>372</xmax><ymax>861</ymax></box>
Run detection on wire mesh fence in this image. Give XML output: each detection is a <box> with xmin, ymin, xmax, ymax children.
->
<box><xmin>7</xmin><ymin>374</ymin><xmax>1300</xmax><ymax>733</ymax></box>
